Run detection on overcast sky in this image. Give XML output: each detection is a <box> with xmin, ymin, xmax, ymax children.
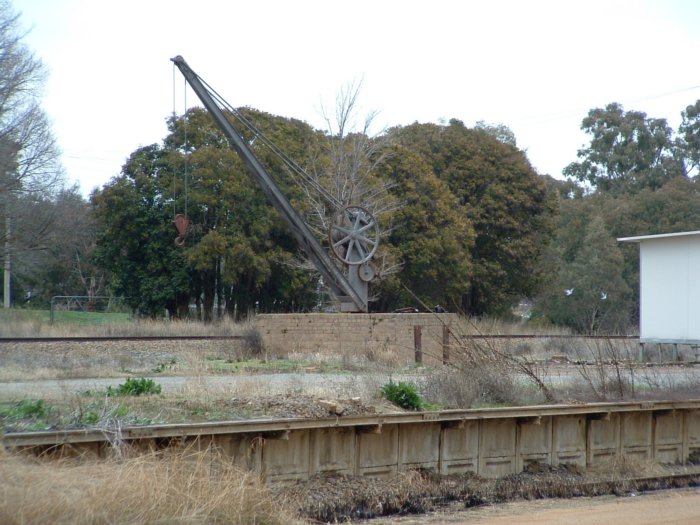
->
<box><xmin>14</xmin><ymin>0</ymin><xmax>700</xmax><ymax>197</ymax></box>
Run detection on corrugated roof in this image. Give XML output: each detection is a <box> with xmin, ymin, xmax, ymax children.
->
<box><xmin>618</xmin><ymin>231</ymin><xmax>700</xmax><ymax>242</ymax></box>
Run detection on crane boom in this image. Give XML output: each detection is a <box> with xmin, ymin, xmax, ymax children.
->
<box><xmin>171</xmin><ymin>55</ymin><xmax>367</xmax><ymax>312</ymax></box>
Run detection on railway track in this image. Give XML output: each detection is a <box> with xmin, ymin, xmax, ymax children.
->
<box><xmin>0</xmin><ymin>335</ymin><xmax>245</xmax><ymax>343</ymax></box>
<box><xmin>0</xmin><ymin>334</ymin><xmax>636</xmax><ymax>344</ymax></box>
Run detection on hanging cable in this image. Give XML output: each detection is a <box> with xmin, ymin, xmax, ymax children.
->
<box><xmin>172</xmin><ymin>66</ymin><xmax>191</xmax><ymax>247</ymax></box>
<box><xmin>172</xmin><ymin>63</ymin><xmax>178</xmax><ymax>220</ymax></box>
<box><xmin>192</xmin><ymin>72</ymin><xmax>343</xmax><ymax>210</ymax></box>
<box><xmin>183</xmin><ymin>78</ymin><xmax>189</xmax><ymax>220</ymax></box>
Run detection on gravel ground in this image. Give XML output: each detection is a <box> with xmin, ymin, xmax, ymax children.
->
<box><xmin>0</xmin><ymin>340</ymin><xmax>406</xmax><ymax>430</ymax></box>
<box><xmin>0</xmin><ymin>339</ymin><xmax>241</xmax><ymax>381</ymax></box>
<box><xmin>4</xmin><ymin>340</ymin><xmax>700</xmax><ymax>523</ymax></box>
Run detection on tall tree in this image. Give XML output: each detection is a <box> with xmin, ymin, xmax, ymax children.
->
<box><xmin>0</xmin><ymin>2</ymin><xmax>63</xmax><ymax>306</ymax></box>
<box><xmin>677</xmin><ymin>100</ymin><xmax>700</xmax><ymax>178</ymax></box>
<box><xmin>293</xmin><ymin>80</ymin><xmax>401</xmax><ymax>292</ymax></box>
<box><xmin>94</xmin><ymin>108</ymin><xmax>322</xmax><ymax>320</ymax></box>
<box><xmin>391</xmin><ymin>119</ymin><xmax>555</xmax><ymax>316</ymax></box>
<box><xmin>165</xmin><ymin>107</ymin><xmax>319</xmax><ymax>320</ymax></box>
<box><xmin>538</xmin><ymin>215</ymin><xmax>631</xmax><ymax>333</ymax></box>
<box><xmin>374</xmin><ymin>145</ymin><xmax>474</xmax><ymax>311</ymax></box>
<box><xmin>564</xmin><ymin>103</ymin><xmax>681</xmax><ymax>193</ymax></box>
<box><xmin>93</xmin><ymin>145</ymin><xmax>191</xmax><ymax>318</ymax></box>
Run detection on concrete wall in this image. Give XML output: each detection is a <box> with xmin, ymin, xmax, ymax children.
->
<box><xmin>11</xmin><ymin>404</ymin><xmax>700</xmax><ymax>485</ymax></box>
<box><xmin>203</xmin><ymin>408</ymin><xmax>700</xmax><ymax>483</ymax></box>
<box><xmin>255</xmin><ymin>313</ymin><xmax>454</xmax><ymax>365</ymax></box>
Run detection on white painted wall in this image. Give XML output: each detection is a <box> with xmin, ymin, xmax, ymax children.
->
<box><xmin>639</xmin><ymin>235</ymin><xmax>700</xmax><ymax>343</ymax></box>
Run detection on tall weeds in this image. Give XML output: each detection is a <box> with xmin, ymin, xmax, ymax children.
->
<box><xmin>431</xmin><ymin>316</ymin><xmax>557</xmax><ymax>406</ymax></box>
<box><xmin>0</xmin><ymin>448</ymin><xmax>303</xmax><ymax>524</ymax></box>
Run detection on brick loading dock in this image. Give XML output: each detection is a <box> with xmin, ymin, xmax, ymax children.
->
<box><xmin>255</xmin><ymin>313</ymin><xmax>455</xmax><ymax>365</ymax></box>
<box><xmin>6</xmin><ymin>401</ymin><xmax>700</xmax><ymax>484</ymax></box>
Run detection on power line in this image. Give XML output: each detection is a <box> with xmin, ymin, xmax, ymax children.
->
<box><xmin>508</xmin><ymin>83</ymin><xmax>700</xmax><ymax>126</ymax></box>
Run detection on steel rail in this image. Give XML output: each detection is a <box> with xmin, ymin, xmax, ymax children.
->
<box><xmin>458</xmin><ymin>334</ymin><xmax>639</xmax><ymax>340</ymax></box>
<box><xmin>0</xmin><ymin>335</ymin><xmax>245</xmax><ymax>343</ymax></box>
<box><xmin>0</xmin><ymin>334</ymin><xmax>638</xmax><ymax>344</ymax></box>
<box><xmin>4</xmin><ymin>399</ymin><xmax>700</xmax><ymax>448</ymax></box>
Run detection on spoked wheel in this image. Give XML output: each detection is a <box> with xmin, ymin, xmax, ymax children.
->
<box><xmin>328</xmin><ymin>205</ymin><xmax>379</xmax><ymax>265</ymax></box>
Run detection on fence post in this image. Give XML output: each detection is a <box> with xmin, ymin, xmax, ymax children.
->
<box><xmin>414</xmin><ymin>325</ymin><xmax>422</xmax><ymax>364</ymax></box>
<box><xmin>442</xmin><ymin>324</ymin><xmax>450</xmax><ymax>365</ymax></box>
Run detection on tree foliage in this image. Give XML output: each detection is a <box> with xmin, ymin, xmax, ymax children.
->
<box><xmin>93</xmin><ymin>144</ymin><xmax>191</xmax><ymax>318</ymax></box>
<box><xmin>390</xmin><ymin>119</ymin><xmax>555</xmax><ymax>315</ymax></box>
<box><xmin>534</xmin><ymin>99</ymin><xmax>700</xmax><ymax>333</ymax></box>
<box><xmin>678</xmin><ymin>100</ymin><xmax>700</xmax><ymax>178</ymax></box>
<box><xmin>0</xmin><ymin>1</ymin><xmax>62</xmax><ymax>197</ymax></box>
<box><xmin>94</xmin><ymin>108</ymin><xmax>320</xmax><ymax>320</ymax></box>
<box><xmin>0</xmin><ymin>2</ymin><xmax>65</xmax><ymax>306</ymax></box>
<box><xmin>374</xmin><ymin>145</ymin><xmax>474</xmax><ymax>311</ymax></box>
<box><xmin>18</xmin><ymin>187</ymin><xmax>102</xmax><ymax>306</ymax></box>
<box><xmin>92</xmin><ymin>106</ymin><xmax>562</xmax><ymax>319</ymax></box>
<box><xmin>536</xmin><ymin>208</ymin><xmax>631</xmax><ymax>333</ymax></box>
<box><xmin>564</xmin><ymin>103</ymin><xmax>682</xmax><ymax>193</ymax></box>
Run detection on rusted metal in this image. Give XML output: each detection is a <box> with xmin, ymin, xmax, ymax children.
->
<box><xmin>4</xmin><ymin>400</ymin><xmax>699</xmax><ymax>447</ymax></box>
<box><xmin>442</xmin><ymin>324</ymin><xmax>450</xmax><ymax>364</ymax></box>
<box><xmin>414</xmin><ymin>325</ymin><xmax>422</xmax><ymax>364</ymax></box>
<box><xmin>0</xmin><ymin>334</ymin><xmax>639</xmax><ymax>345</ymax></box>
<box><xmin>173</xmin><ymin>213</ymin><xmax>190</xmax><ymax>247</ymax></box>
<box><xmin>0</xmin><ymin>335</ymin><xmax>244</xmax><ymax>343</ymax></box>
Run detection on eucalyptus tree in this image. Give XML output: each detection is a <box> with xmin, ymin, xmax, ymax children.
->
<box><xmin>678</xmin><ymin>100</ymin><xmax>700</xmax><ymax>178</ymax></box>
<box><xmin>564</xmin><ymin>103</ymin><xmax>681</xmax><ymax>194</ymax></box>
<box><xmin>536</xmin><ymin>208</ymin><xmax>632</xmax><ymax>333</ymax></box>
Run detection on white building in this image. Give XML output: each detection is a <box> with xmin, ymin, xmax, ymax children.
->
<box><xmin>618</xmin><ymin>231</ymin><xmax>700</xmax><ymax>344</ymax></box>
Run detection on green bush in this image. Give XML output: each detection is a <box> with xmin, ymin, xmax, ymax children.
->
<box><xmin>107</xmin><ymin>378</ymin><xmax>161</xmax><ymax>397</ymax></box>
<box><xmin>18</xmin><ymin>399</ymin><xmax>48</xmax><ymax>418</ymax></box>
<box><xmin>0</xmin><ymin>399</ymin><xmax>48</xmax><ymax>419</ymax></box>
<box><xmin>381</xmin><ymin>381</ymin><xmax>423</xmax><ymax>410</ymax></box>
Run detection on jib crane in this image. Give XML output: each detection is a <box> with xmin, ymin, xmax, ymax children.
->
<box><xmin>171</xmin><ymin>56</ymin><xmax>379</xmax><ymax>312</ymax></box>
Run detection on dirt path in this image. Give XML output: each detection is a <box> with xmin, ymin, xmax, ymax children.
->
<box><xmin>364</xmin><ymin>488</ymin><xmax>700</xmax><ymax>524</ymax></box>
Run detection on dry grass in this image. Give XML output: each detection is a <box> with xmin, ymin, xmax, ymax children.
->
<box><xmin>0</xmin><ymin>338</ymin><xmax>258</xmax><ymax>382</ymax></box>
<box><xmin>456</xmin><ymin>316</ymin><xmax>572</xmax><ymax>337</ymax></box>
<box><xmin>0</xmin><ymin>447</ymin><xmax>304</xmax><ymax>525</ymax></box>
<box><xmin>0</xmin><ymin>317</ymin><xmax>252</xmax><ymax>338</ymax></box>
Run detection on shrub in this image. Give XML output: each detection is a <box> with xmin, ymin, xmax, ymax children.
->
<box><xmin>0</xmin><ymin>399</ymin><xmax>49</xmax><ymax>420</ymax></box>
<box><xmin>107</xmin><ymin>377</ymin><xmax>161</xmax><ymax>397</ymax></box>
<box><xmin>380</xmin><ymin>381</ymin><xmax>423</xmax><ymax>410</ymax></box>
<box><xmin>17</xmin><ymin>399</ymin><xmax>48</xmax><ymax>418</ymax></box>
